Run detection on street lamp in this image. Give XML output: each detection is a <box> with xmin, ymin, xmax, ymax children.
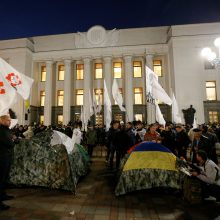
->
<box><xmin>201</xmin><ymin>37</ymin><xmax>220</xmax><ymax>67</ymax></box>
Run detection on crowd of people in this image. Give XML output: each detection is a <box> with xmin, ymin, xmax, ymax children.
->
<box><xmin>0</xmin><ymin>115</ymin><xmax>220</xmax><ymax>210</ymax></box>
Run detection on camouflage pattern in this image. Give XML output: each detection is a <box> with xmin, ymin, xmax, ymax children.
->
<box><xmin>9</xmin><ymin>131</ymin><xmax>90</xmax><ymax>192</ymax></box>
<box><xmin>115</xmin><ymin>155</ymin><xmax>183</xmax><ymax>196</ymax></box>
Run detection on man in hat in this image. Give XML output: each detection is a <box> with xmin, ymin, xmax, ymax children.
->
<box><xmin>190</xmin><ymin>150</ymin><xmax>220</xmax><ymax>202</ymax></box>
<box><xmin>191</xmin><ymin>128</ymin><xmax>212</xmax><ymax>163</ymax></box>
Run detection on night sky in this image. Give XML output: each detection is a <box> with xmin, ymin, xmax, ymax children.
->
<box><xmin>1</xmin><ymin>0</ymin><xmax>220</xmax><ymax>40</ymax></box>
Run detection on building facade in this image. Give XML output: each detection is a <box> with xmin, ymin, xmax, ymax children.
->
<box><xmin>0</xmin><ymin>23</ymin><xmax>220</xmax><ymax>125</ymax></box>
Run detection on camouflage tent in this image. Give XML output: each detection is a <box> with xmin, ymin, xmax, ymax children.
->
<box><xmin>115</xmin><ymin>142</ymin><xmax>182</xmax><ymax>196</ymax></box>
<box><xmin>9</xmin><ymin>130</ymin><xmax>90</xmax><ymax>192</ymax></box>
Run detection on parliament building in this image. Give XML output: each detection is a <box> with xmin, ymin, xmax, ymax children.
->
<box><xmin>0</xmin><ymin>23</ymin><xmax>220</xmax><ymax>126</ymax></box>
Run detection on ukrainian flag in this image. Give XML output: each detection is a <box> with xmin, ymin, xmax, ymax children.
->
<box><xmin>124</xmin><ymin>142</ymin><xmax>177</xmax><ymax>172</ymax></box>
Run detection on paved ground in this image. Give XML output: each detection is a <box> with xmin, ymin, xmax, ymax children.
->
<box><xmin>0</xmin><ymin>147</ymin><xmax>220</xmax><ymax>220</ymax></box>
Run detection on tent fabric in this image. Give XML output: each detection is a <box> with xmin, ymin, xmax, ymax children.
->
<box><xmin>9</xmin><ymin>130</ymin><xmax>90</xmax><ymax>192</ymax></box>
<box><xmin>115</xmin><ymin>142</ymin><xmax>181</xmax><ymax>196</ymax></box>
<box><xmin>123</xmin><ymin>142</ymin><xmax>177</xmax><ymax>172</ymax></box>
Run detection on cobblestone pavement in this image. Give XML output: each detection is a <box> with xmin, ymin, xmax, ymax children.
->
<box><xmin>0</xmin><ymin>148</ymin><xmax>220</xmax><ymax>220</ymax></box>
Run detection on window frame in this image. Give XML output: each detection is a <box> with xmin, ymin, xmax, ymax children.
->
<box><xmin>94</xmin><ymin>88</ymin><xmax>103</xmax><ymax>105</ymax></box>
<box><xmin>113</xmin><ymin>62</ymin><xmax>122</xmax><ymax>79</ymax></box>
<box><xmin>58</xmin><ymin>65</ymin><xmax>65</xmax><ymax>81</ymax></box>
<box><xmin>153</xmin><ymin>60</ymin><xmax>163</xmax><ymax>77</ymax></box>
<box><xmin>94</xmin><ymin>63</ymin><xmax>103</xmax><ymax>79</ymax></box>
<box><xmin>40</xmin><ymin>90</ymin><xmax>45</xmax><ymax>106</ymax></box>
<box><xmin>57</xmin><ymin>90</ymin><xmax>64</xmax><ymax>106</ymax></box>
<box><xmin>134</xmin><ymin>87</ymin><xmax>143</xmax><ymax>104</ymax></box>
<box><xmin>133</xmin><ymin>61</ymin><xmax>142</xmax><ymax>78</ymax></box>
<box><xmin>40</xmin><ymin>66</ymin><xmax>46</xmax><ymax>82</ymax></box>
<box><xmin>76</xmin><ymin>64</ymin><xmax>84</xmax><ymax>80</ymax></box>
<box><xmin>206</xmin><ymin>81</ymin><xmax>217</xmax><ymax>100</ymax></box>
<box><xmin>76</xmin><ymin>89</ymin><xmax>84</xmax><ymax>106</ymax></box>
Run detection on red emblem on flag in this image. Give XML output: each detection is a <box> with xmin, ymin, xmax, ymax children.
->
<box><xmin>0</xmin><ymin>81</ymin><xmax>5</xmax><ymax>94</ymax></box>
<box><xmin>5</xmin><ymin>73</ymin><xmax>22</xmax><ymax>87</ymax></box>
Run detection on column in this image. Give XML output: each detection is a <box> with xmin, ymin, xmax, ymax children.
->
<box><xmin>124</xmin><ymin>55</ymin><xmax>133</xmax><ymax>122</ymax></box>
<box><xmin>83</xmin><ymin>57</ymin><xmax>91</xmax><ymax>127</ymax></box>
<box><xmin>63</xmin><ymin>59</ymin><xmax>72</xmax><ymax>125</ymax></box>
<box><xmin>103</xmin><ymin>56</ymin><xmax>112</xmax><ymax>126</ymax></box>
<box><xmin>146</xmin><ymin>54</ymin><xmax>155</xmax><ymax>124</ymax></box>
<box><xmin>44</xmin><ymin>60</ymin><xmax>53</xmax><ymax>126</ymax></box>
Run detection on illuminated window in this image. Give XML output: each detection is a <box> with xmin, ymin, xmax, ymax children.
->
<box><xmin>95</xmin><ymin>115</ymin><xmax>103</xmax><ymax>125</ymax></box>
<box><xmin>57</xmin><ymin>90</ymin><xmax>64</xmax><ymax>106</ymax></box>
<box><xmin>39</xmin><ymin>115</ymin><xmax>44</xmax><ymax>124</ymax></box>
<box><xmin>135</xmin><ymin>114</ymin><xmax>143</xmax><ymax>122</ymax></box>
<box><xmin>114</xmin><ymin>114</ymin><xmax>123</xmax><ymax>122</ymax></box>
<box><xmin>57</xmin><ymin>115</ymin><xmax>63</xmax><ymax>124</ymax></box>
<box><xmin>113</xmin><ymin>62</ymin><xmax>122</xmax><ymax>78</ymax></box>
<box><xmin>114</xmin><ymin>88</ymin><xmax>123</xmax><ymax>105</ymax></box>
<box><xmin>95</xmin><ymin>63</ymin><xmax>103</xmax><ymax>79</ymax></box>
<box><xmin>209</xmin><ymin>111</ymin><xmax>218</xmax><ymax>123</ymax></box>
<box><xmin>58</xmin><ymin>65</ymin><xmax>65</xmax><ymax>81</ymax></box>
<box><xmin>133</xmin><ymin>61</ymin><xmax>142</xmax><ymax>77</ymax></box>
<box><xmin>134</xmin><ymin>88</ymin><xmax>143</xmax><ymax>104</ymax></box>
<box><xmin>41</xmin><ymin>66</ymin><xmax>46</xmax><ymax>82</ymax></box>
<box><xmin>206</xmin><ymin>81</ymin><xmax>216</xmax><ymax>100</ymax></box>
<box><xmin>94</xmin><ymin>89</ymin><xmax>103</xmax><ymax>105</ymax></box>
<box><xmin>153</xmin><ymin>60</ymin><xmax>162</xmax><ymax>77</ymax></box>
<box><xmin>76</xmin><ymin>89</ymin><xmax>84</xmax><ymax>105</ymax></box>
<box><xmin>76</xmin><ymin>64</ymin><xmax>84</xmax><ymax>80</ymax></box>
<box><xmin>40</xmin><ymin>91</ymin><xmax>45</xmax><ymax>106</ymax></box>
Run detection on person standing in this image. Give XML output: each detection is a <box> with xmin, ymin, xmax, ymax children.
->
<box><xmin>0</xmin><ymin>115</ymin><xmax>15</xmax><ymax>210</ymax></box>
<box><xmin>175</xmin><ymin>124</ymin><xmax>191</xmax><ymax>159</ymax></box>
<box><xmin>85</xmin><ymin>125</ymin><xmax>97</xmax><ymax>158</ymax></box>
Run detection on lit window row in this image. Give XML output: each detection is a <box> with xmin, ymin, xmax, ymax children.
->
<box><xmin>39</xmin><ymin>113</ymin><xmax>145</xmax><ymax>125</ymax></box>
<box><xmin>40</xmin><ymin>87</ymin><xmax>144</xmax><ymax>106</ymax></box>
<box><xmin>40</xmin><ymin>60</ymin><xmax>163</xmax><ymax>81</ymax></box>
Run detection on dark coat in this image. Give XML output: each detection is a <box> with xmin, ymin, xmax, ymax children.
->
<box><xmin>0</xmin><ymin>125</ymin><xmax>15</xmax><ymax>157</ymax></box>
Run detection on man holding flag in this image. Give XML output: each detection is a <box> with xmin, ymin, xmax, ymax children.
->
<box><xmin>0</xmin><ymin>58</ymin><xmax>33</xmax><ymax>211</ymax></box>
<box><xmin>0</xmin><ymin>115</ymin><xmax>16</xmax><ymax>210</ymax></box>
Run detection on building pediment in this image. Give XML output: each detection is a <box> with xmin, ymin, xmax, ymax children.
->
<box><xmin>75</xmin><ymin>25</ymin><xmax>119</xmax><ymax>48</ymax></box>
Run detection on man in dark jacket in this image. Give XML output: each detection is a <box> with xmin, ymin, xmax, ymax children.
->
<box><xmin>175</xmin><ymin>124</ymin><xmax>191</xmax><ymax>159</ymax></box>
<box><xmin>191</xmin><ymin>128</ymin><xmax>213</xmax><ymax>163</ymax></box>
<box><xmin>0</xmin><ymin>115</ymin><xmax>15</xmax><ymax>210</ymax></box>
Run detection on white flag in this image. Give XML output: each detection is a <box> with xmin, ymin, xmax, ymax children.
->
<box><xmin>145</xmin><ymin>66</ymin><xmax>158</xmax><ymax>103</ymax></box>
<box><xmin>112</xmin><ymin>78</ymin><xmax>126</xmax><ymax>112</ymax></box>
<box><xmin>155</xmin><ymin>103</ymin><xmax>166</xmax><ymax>127</ymax></box>
<box><xmin>193</xmin><ymin>116</ymin><xmax>198</xmax><ymax>128</ymax></box>
<box><xmin>93</xmin><ymin>89</ymin><xmax>97</xmax><ymax>115</ymax></box>
<box><xmin>104</xmin><ymin>80</ymin><xmax>112</xmax><ymax>131</ymax></box>
<box><xmin>152</xmin><ymin>77</ymin><xmax>172</xmax><ymax>105</ymax></box>
<box><xmin>0</xmin><ymin>58</ymin><xmax>33</xmax><ymax>100</ymax></box>
<box><xmin>96</xmin><ymin>90</ymin><xmax>102</xmax><ymax>113</ymax></box>
<box><xmin>172</xmin><ymin>93</ymin><xmax>182</xmax><ymax>124</ymax></box>
<box><xmin>80</xmin><ymin>105</ymin><xmax>86</xmax><ymax>131</ymax></box>
<box><xmin>89</xmin><ymin>90</ymin><xmax>94</xmax><ymax>117</ymax></box>
<box><xmin>0</xmin><ymin>73</ymin><xmax>17</xmax><ymax>116</ymax></box>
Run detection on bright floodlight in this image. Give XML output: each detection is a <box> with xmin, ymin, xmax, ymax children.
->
<box><xmin>207</xmin><ymin>51</ymin><xmax>216</xmax><ymax>61</ymax></box>
<box><xmin>214</xmin><ymin>37</ymin><xmax>220</xmax><ymax>48</ymax></box>
<box><xmin>201</xmin><ymin>47</ymin><xmax>211</xmax><ymax>57</ymax></box>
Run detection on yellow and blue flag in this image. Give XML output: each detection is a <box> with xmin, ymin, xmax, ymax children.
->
<box><xmin>124</xmin><ymin>142</ymin><xmax>177</xmax><ymax>172</ymax></box>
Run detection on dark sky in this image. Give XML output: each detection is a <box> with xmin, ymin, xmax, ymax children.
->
<box><xmin>1</xmin><ymin>0</ymin><xmax>220</xmax><ymax>40</ymax></box>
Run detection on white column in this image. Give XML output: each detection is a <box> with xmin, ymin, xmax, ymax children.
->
<box><xmin>63</xmin><ymin>59</ymin><xmax>72</xmax><ymax>125</ymax></box>
<box><xmin>124</xmin><ymin>55</ymin><xmax>133</xmax><ymax>122</ymax></box>
<box><xmin>146</xmin><ymin>54</ymin><xmax>155</xmax><ymax>124</ymax></box>
<box><xmin>103</xmin><ymin>56</ymin><xmax>112</xmax><ymax>125</ymax></box>
<box><xmin>83</xmin><ymin>57</ymin><xmax>91</xmax><ymax>126</ymax></box>
<box><xmin>44</xmin><ymin>60</ymin><xmax>53</xmax><ymax>126</ymax></box>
